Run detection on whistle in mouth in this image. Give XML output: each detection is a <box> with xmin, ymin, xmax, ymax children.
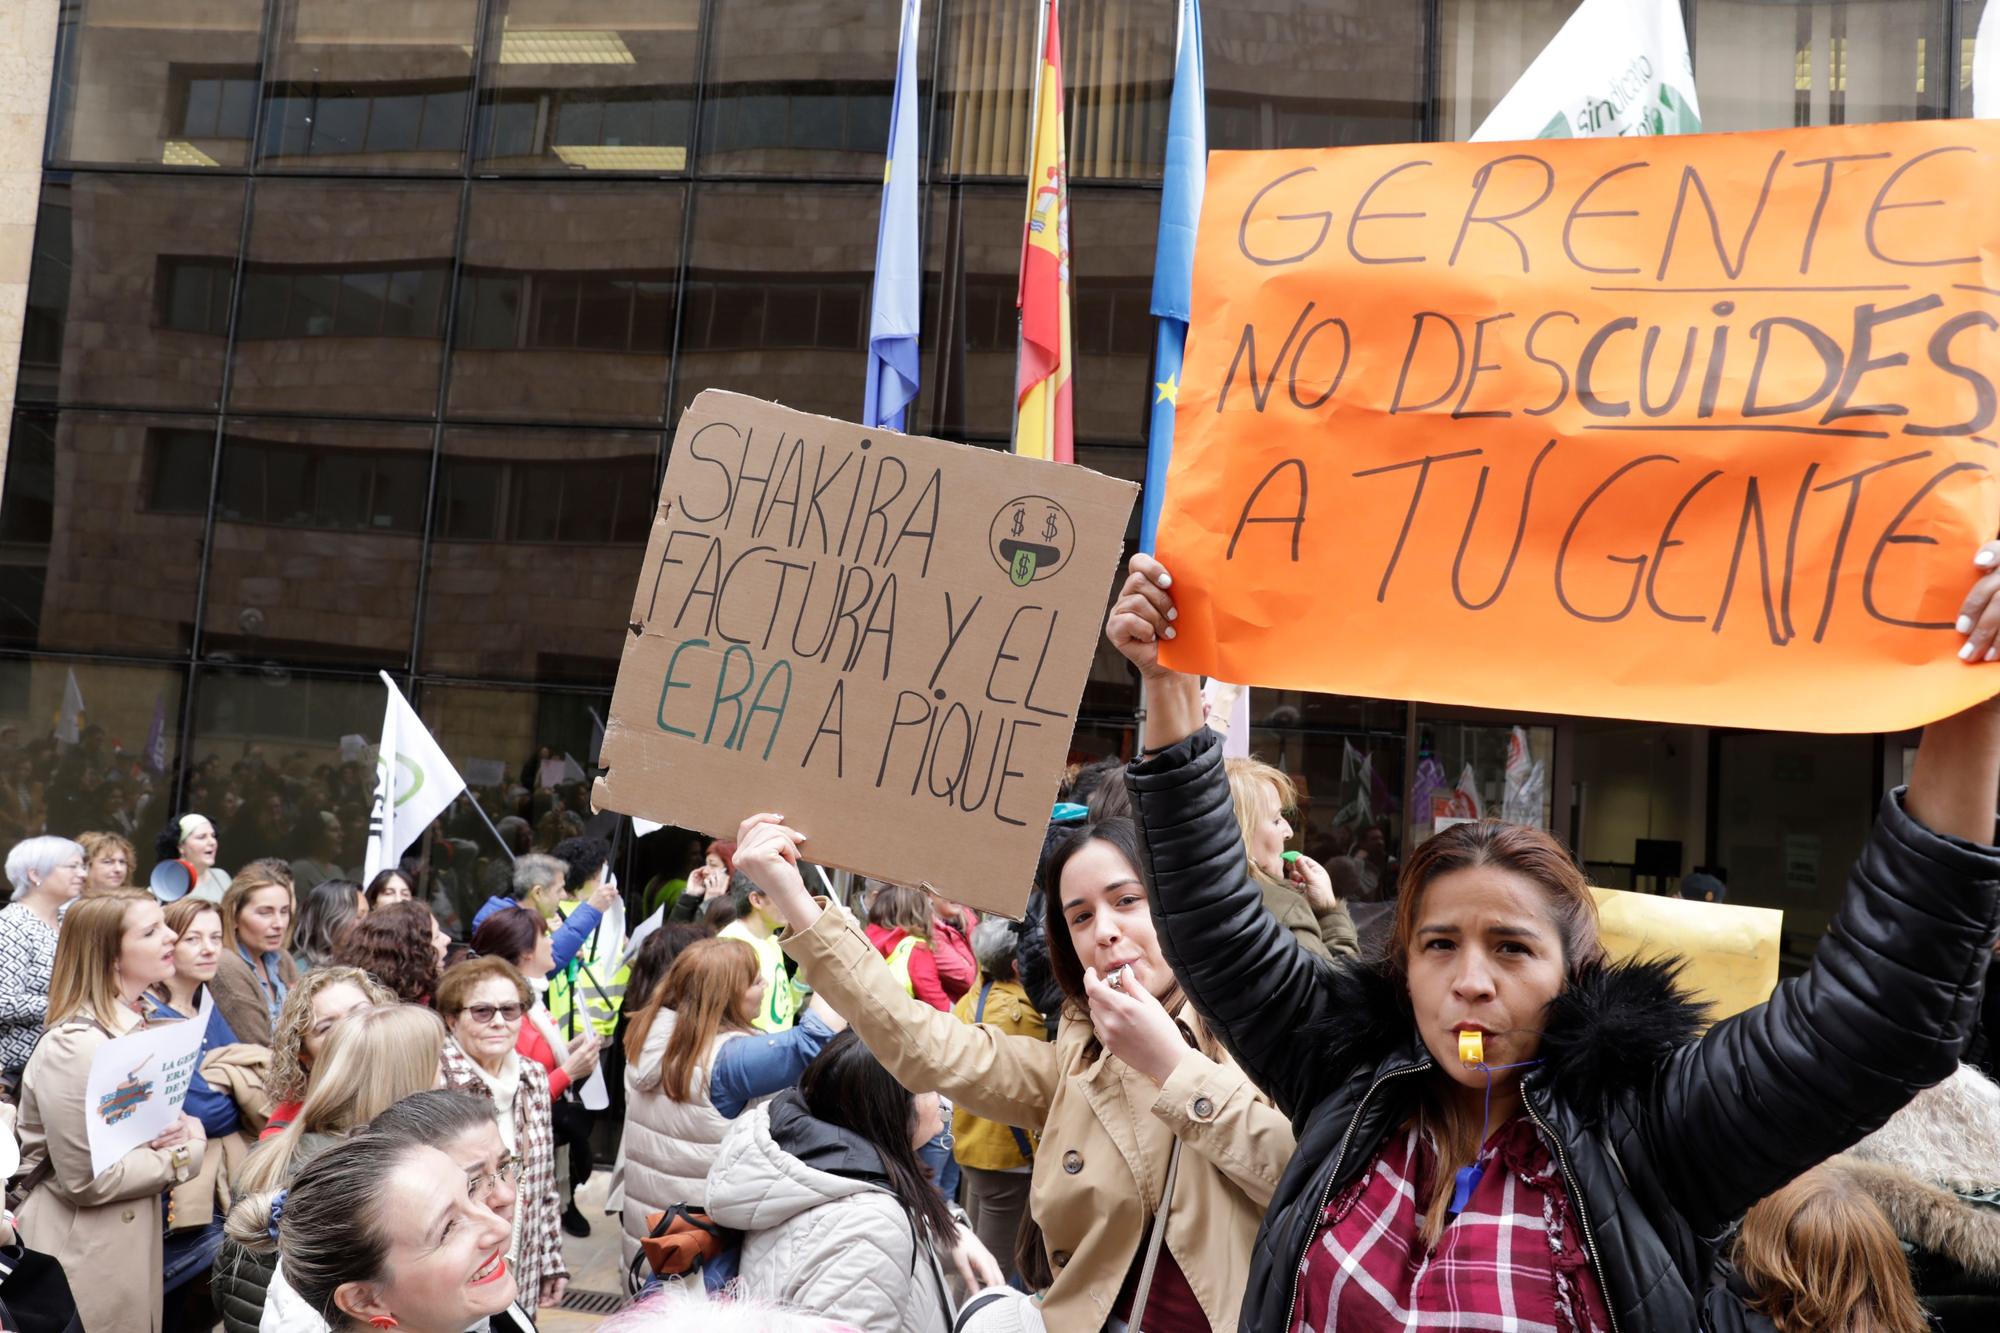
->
<box><xmin>1458</xmin><ymin>1030</ymin><xmax>1484</xmax><ymax>1067</ymax></box>
<box><xmin>1281</xmin><ymin>851</ymin><xmax>1302</xmax><ymax>864</ymax></box>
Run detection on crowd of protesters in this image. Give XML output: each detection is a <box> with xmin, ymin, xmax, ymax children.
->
<box><xmin>0</xmin><ymin>558</ymin><xmax>1989</xmax><ymax>1333</ymax></box>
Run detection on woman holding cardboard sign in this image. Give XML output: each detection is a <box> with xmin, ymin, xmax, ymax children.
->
<box><xmin>1104</xmin><ymin>548</ymin><xmax>2000</xmax><ymax>1333</ymax></box>
<box><xmin>732</xmin><ymin>810</ymin><xmax>1299</xmax><ymax>1333</ymax></box>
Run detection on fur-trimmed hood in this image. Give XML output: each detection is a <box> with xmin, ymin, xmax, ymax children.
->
<box><xmin>1827</xmin><ymin>1065</ymin><xmax>2000</xmax><ymax>1279</ymax></box>
<box><xmin>1304</xmin><ymin>953</ymin><xmax>1711</xmax><ymax>1120</ymax></box>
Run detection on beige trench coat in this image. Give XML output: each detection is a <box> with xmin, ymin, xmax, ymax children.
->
<box><xmin>786</xmin><ymin>904</ymin><xmax>1297</xmax><ymax>1333</ymax></box>
<box><xmin>16</xmin><ymin>1017</ymin><xmax>199</xmax><ymax>1333</ymax></box>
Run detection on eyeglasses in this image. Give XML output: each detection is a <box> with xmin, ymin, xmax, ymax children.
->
<box><xmin>467</xmin><ymin>1154</ymin><xmax>523</xmax><ymax>1197</ymax></box>
<box><xmin>459</xmin><ymin>1002</ymin><xmax>525</xmax><ymax>1025</ymax></box>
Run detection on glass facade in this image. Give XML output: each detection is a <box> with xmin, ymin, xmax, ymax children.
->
<box><xmin>10</xmin><ymin>0</ymin><xmax>1981</xmax><ymax>933</ymax></box>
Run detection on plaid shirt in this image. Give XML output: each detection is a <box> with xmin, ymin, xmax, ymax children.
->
<box><xmin>1293</xmin><ymin>1117</ymin><xmax>1611</xmax><ymax>1333</ymax></box>
<box><xmin>442</xmin><ymin>1038</ymin><xmax>568</xmax><ymax>1300</ymax></box>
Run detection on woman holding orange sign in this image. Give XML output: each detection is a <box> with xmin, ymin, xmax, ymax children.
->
<box><xmin>1104</xmin><ymin>547</ymin><xmax>2000</xmax><ymax>1333</ymax></box>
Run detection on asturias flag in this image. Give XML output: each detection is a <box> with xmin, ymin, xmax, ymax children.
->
<box><xmin>863</xmin><ymin>0</ymin><xmax>923</xmax><ymax>432</ymax></box>
<box><xmin>1013</xmin><ymin>0</ymin><xmax>1073</xmax><ymax>464</ymax></box>
<box><xmin>1140</xmin><ymin>0</ymin><xmax>1204</xmax><ymax>553</ymax></box>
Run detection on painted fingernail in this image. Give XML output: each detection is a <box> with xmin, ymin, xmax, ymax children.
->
<box><xmin>1988</xmin><ymin>648</ymin><xmax>1999</xmax><ymax>663</ymax></box>
<box><xmin>1979</xmin><ymin>550</ymin><xmax>1998</xmax><ymax>568</ymax></box>
<box><xmin>1960</xmin><ymin>615</ymin><xmax>1976</xmax><ymax>634</ymax></box>
<box><xmin>1166</xmin><ymin>607</ymin><xmax>1178</xmax><ymax>621</ymax></box>
<box><xmin>1157</xmin><ymin>573</ymin><xmax>1172</xmax><ymax>588</ymax></box>
<box><xmin>1962</xmin><ymin>642</ymin><xmax>1979</xmax><ymax>661</ymax></box>
<box><xmin>1163</xmin><ymin>626</ymin><xmax>1177</xmax><ymax>639</ymax></box>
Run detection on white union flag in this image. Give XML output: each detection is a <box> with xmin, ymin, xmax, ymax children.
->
<box><xmin>364</xmin><ymin>671</ymin><xmax>468</xmax><ymax>880</ymax></box>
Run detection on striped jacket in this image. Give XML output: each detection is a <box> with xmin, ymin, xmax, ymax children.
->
<box><xmin>440</xmin><ymin>1038</ymin><xmax>567</xmax><ymax>1301</ymax></box>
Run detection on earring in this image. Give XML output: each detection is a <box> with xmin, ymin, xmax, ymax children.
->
<box><xmin>369</xmin><ymin>1320</ymin><xmax>398</xmax><ymax>1330</ymax></box>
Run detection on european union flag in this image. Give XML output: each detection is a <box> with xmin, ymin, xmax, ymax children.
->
<box><xmin>863</xmin><ymin>0</ymin><xmax>923</xmax><ymax>432</ymax></box>
<box><xmin>1141</xmin><ymin>0</ymin><xmax>1205</xmax><ymax>553</ymax></box>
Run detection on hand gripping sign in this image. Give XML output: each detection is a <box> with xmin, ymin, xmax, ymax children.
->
<box><xmin>594</xmin><ymin>393</ymin><xmax>1136</xmax><ymax>919</ymax></box>
<box><xmin>1157</xmin><ymin>120</ymin><xmax>2000</xmax><ymax>732</ymax></box>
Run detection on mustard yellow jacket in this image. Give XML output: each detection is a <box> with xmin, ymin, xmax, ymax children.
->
<box><xmin>950</xmin><ymin>977</ymin><xmax>1046</xmax><ymax>1171</ymax></box>
<box><xmin>786</xmin><ymin>903</ymin><xmax>1296</xmax><ymax>1333</ymax></box>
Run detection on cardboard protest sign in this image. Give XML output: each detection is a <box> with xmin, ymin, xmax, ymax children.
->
<box><xmin>593</xmin><ymin>393</ymin><xmax>1137</xmax><ymax>918</ymax></box>
<box><xmin>86</xmin><ymin>994</ymin><xmax>213</xmax><ymax>1175</ymax></box>
<box><xmin>1158</xmin><ymin>121</ymin><xmax>2000</xmax><ymax>732</ymax></box>
<box><xmin>1589</xmin><ymin>887</ymin><xmax>1781</xmax><ymax>1021</ymax></box>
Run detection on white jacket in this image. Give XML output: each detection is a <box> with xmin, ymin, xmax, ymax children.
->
<box><xmin>616</xmin><ymin>1008</ymin><xmax>745</xmax><ymax>1274</ymax></box>
<box><xmin>706</xmin><ymin>1096</ymin><xmax>955</xmax><ymax>1333</ymax></box>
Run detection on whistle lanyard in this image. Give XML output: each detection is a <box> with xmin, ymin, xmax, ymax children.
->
<box><xmin>1448</xmin><ymin>1058</ymin><xmax>1545</xmax><ymax>1216</ymax></box>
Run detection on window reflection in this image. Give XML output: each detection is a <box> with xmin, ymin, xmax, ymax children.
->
<box><xmin>448</xmin><ymin>183</ymin><xmax>683</xmax><ymax>426</ymax></box>
<box><xmin>204</xmin><ymin>418</ymin><xmax>430</xmax><ymax>668</ymax></box>
<box><xmin>231</xmin><ymin>180</ymin><xmax>459</xmax><ymax>417</ymax></box>
<box><xmin>260</xmin><ymin>0</ymin><xmax>479</xmax><ymax>170</ymax></box>
<box><xmin>422</xmin><ymin>426</ymin><xmax>658</xmax><ymax>685</ymax></box>
<box><xmin>49</xmin><ymin>0</ymin><xmax>265</xmax><ymax>168</ymax></box>
<box><xmin>698</xmin><ymin>0</ymin><xmax>932</xmax><ymax>178</ymax></box>
<box><xmin>0</xmin><ymin>411</ymin><xmax>211</xmax><ymax>657</ymax></box>
<box><xmin>676</xmin><ymin>184</ymin><xmax>874</xmax><ymax>421</ymax></box>
<box><xmin>0</xmin><ymin>658</ymin><xmax>186</xmax><ymax>851</ymax></box>
<box><xmin>914</xmin><ymin>186</ymin><xmax>1153</xmax><ymax>444</ymax></box>
<box><xmin>935</xmin><ymin>0</ymin><xmax>1170</xmax><ymax>180</ymax></box>
<box><xmin>20</xmin><ymin>176</ymin><xmax>244</xmax><ymax>412</ymax></box>
<box><xmin>1209</xmin><ymin>1</ymin><xmax>1425</xmax><ymax>149</ymax></box>
<box><xmin>418</xmin><ymin>681</ymin><xmax>613</xmax><ymax>926</ymax></box>
<box><xmin>1692</xmin><ymin>0</ymin><xmax>1943</xmax><ymax>130</ymax></box>
<box><xmin>474</xmin><ymin>1</ymin><xmax>700</xmax><ymax>172</ymax></box>
<box><xmin>1436</xmin><ymin>0</ymin><xmax>1576</xmax><ymax>142</ymax></box>
<box><xmin>184</xmin><ymin>666</ymin><xmax>382</xmax><ymax>886</ymax></box>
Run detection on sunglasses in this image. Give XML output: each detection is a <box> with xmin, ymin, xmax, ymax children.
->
<box><xmin>459</xmin><ymin>1003</ymin><xmax>525</xmax><ymax>1025</ymax></box>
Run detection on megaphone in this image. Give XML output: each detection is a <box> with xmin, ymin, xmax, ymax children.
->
<box><xmin>149</xmin><ymin>859</ymin><xmax>196</xmax><ymax>902</ymax></box>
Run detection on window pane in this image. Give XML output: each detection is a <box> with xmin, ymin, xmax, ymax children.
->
<box><xmin>0</xmin><ymin>410</ymin><xmax>211</xmax><ymax>656</ymax></box>
<box><xmin>1691</xmin><ymin>0</ymin><xmax>1944</xmax><ymax>130</ymax></box>
<box><xmin>417</xmin><ymin>680</ymin><xmax>618</xmax><ymax>926</ymax></box>
<box><xmin>19</xmin><ymin>176</ymin><xmax>244</xmax><ymax>411</ymax></box>
<box><xmin>473</xmin><ymin>0</ymin><xmax>700</xmax><ymax>173</ymax></box>
<box><xmin>935</xmin><ymin>0</ymin><xmax>1172</xmax><ymax>180</ymax></box>
<box><xmin>448</xmin><ymin>183</ymin><xmax>685</xmax><ymax>426</ymax></box>
<box><xmin>49</xmin><ymin>0</ymin><xmax>265</xmax><ymax>168</ymax></box>
<box><xmin>185</xmin><ymin>667</ymin><xmax>383</xmax><ymax>885</ymax></box>
<box><xmin>205</xmin><ymin>418</ymin><xmax>431</xmax><ymax>668</ymax></box>
<box><xmin>915</xmin><ymin>185</ymin><xmax>1150</xmax><ymax>444</ymax></box>
<box><xmin>0</xmin><ymin>658</ymin><xmax>187</xmax><ymax>849</ymax></box>
<box><xmin>1436</xmin><ymin>0</ymin><xmax>1578</xmax><ymax>142</ymax></box>
<box><xmin>259</xmin><ymin>0</ymin><xmax>479</xmax><ymax>171</ymax></box>
<box><xmin>231</xmin><ymin>180</ymin><xmax>458</xmax><ymax>417</ymax></box>
<box><xmin>422</xmin><ymin>426</ymin><xmax>658</xmax><ymax>686</ymax></box>
<box><xmin>676</xmin><ymin>184</ymin><xmax>873</xmax><ymax>421</ymax></box>
<box><xmin>699</xmin><ymin>0</ymin><xmax>934</xmax><ymax>178</ymax></box>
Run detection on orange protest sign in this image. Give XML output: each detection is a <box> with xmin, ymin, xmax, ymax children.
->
<box><xmin>1157</xmin><ymin>121</ymin><xmax>2000</xmax><ymax>732</ymax></box>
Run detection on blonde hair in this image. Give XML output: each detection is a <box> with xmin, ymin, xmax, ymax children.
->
<box><xmin>1226</xmin><ymin>756</ymin><xmax>1298</xmax><ymax>890</ymax></box>
<box><xmin>235</xmin><ymin>1003</ymin><xmax>444</xmax><ymax>1193</ymax></box>
<box><xmin>267</xmin><ymin>965</ymin><xmax>397</xmax><ymax>1103</ymax></box>
<box><xmin>1734</xmin><ymin>1165</ymin><xmax>1930</xmax><ymax>1333</ymax></box>
<box><xmin>221</xmin><ymin>863</ymin><xmax>295</xmax><ymax>954</ymax></box>
<box><xmin>46</xmin><ymin>891</ymin><xmax>155</xmax><ymax>1030</ymax></box>
<box><xmin>77</xmin><ymin>831</ymin><xmax>135</xmax><ymax>888</ymax></box>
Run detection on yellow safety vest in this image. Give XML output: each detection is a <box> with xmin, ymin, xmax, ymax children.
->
<box><xmin>884</xmin><ymin>935</ymin><xmax>921</xmax><ymax>997</ymax></box>
<box><xmin>720</xmin><ymin>922</ymin><xmax>797</xmax><ymax>1033</ymax></box>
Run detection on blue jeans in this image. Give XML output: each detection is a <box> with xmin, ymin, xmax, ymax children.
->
<box><xmin>918</xmin><ymin>1114</ymin><xmax>960</xmax><ymax>1203</ymax></box>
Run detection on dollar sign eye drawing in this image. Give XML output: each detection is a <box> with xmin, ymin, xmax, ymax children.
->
<box><xmin>991</xmin><ymin>495</ymin><xmax>1073</xmax><ymax>586</ymax></box>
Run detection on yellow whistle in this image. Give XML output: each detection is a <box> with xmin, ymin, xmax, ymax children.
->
<box><xmin>1458</xmin><ymin>1030</ymin><xmax>1484</xmax><ymax>1067</ymax></box>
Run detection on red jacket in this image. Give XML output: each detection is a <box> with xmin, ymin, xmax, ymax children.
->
<box><xmin>865</xmin><ymin>924</ymin><xmax>952</xmax><ymax>1012</ymax></box>
<box><xmin>929</xmin><ymin>918</ymin><xmax>978</xmax><ymax>1005</ymax></box>
<box><xmin>518</xmin><ymin>1019</ymin><xmax>572</xmax><ymax>1099</ymax></box>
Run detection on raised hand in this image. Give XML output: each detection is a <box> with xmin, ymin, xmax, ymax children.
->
<box><xmin>733</xmin><ymin>813</ymin><xmax>823</xmax><ymax>932</ymax></box>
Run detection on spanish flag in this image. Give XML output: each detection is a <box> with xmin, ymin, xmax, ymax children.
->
<box><xmin>1013</xmin><ymin>0</ymin><xmax>1073</xmax><ymax>464</ymax></box>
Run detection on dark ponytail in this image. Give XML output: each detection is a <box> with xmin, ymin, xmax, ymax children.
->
<box><xmin>799</xmin><ymin>1030</ymin><xmax>955</xmax><ymax>1244</ymax></box>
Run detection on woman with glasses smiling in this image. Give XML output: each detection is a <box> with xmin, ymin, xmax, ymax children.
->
<box><xmin>437</xmin><ymin>957</ymin><xmax>568</xmax><ymax>1312</ymax></box>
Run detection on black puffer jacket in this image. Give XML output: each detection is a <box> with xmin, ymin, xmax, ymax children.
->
<box><xmin>1127</xmin><ymin>728</ymin><xmax>2000</xmax><ymax>1333</ymax></box>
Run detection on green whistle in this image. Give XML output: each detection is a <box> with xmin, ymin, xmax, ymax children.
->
<box><xmin>1282</xmin><ymin>851</ymin><xmax>1302</xmax><ymax>864</ymax></box>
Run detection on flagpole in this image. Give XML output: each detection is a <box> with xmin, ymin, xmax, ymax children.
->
<box><xmin>464</xmin><ymin>793</ymin><xmax>518</xmax><ymax>863</ymax></box>
<box><xmin>1010</xmin><ymin>0</ymin><xmax>1052</xmax><ymax>456</ymax></box>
